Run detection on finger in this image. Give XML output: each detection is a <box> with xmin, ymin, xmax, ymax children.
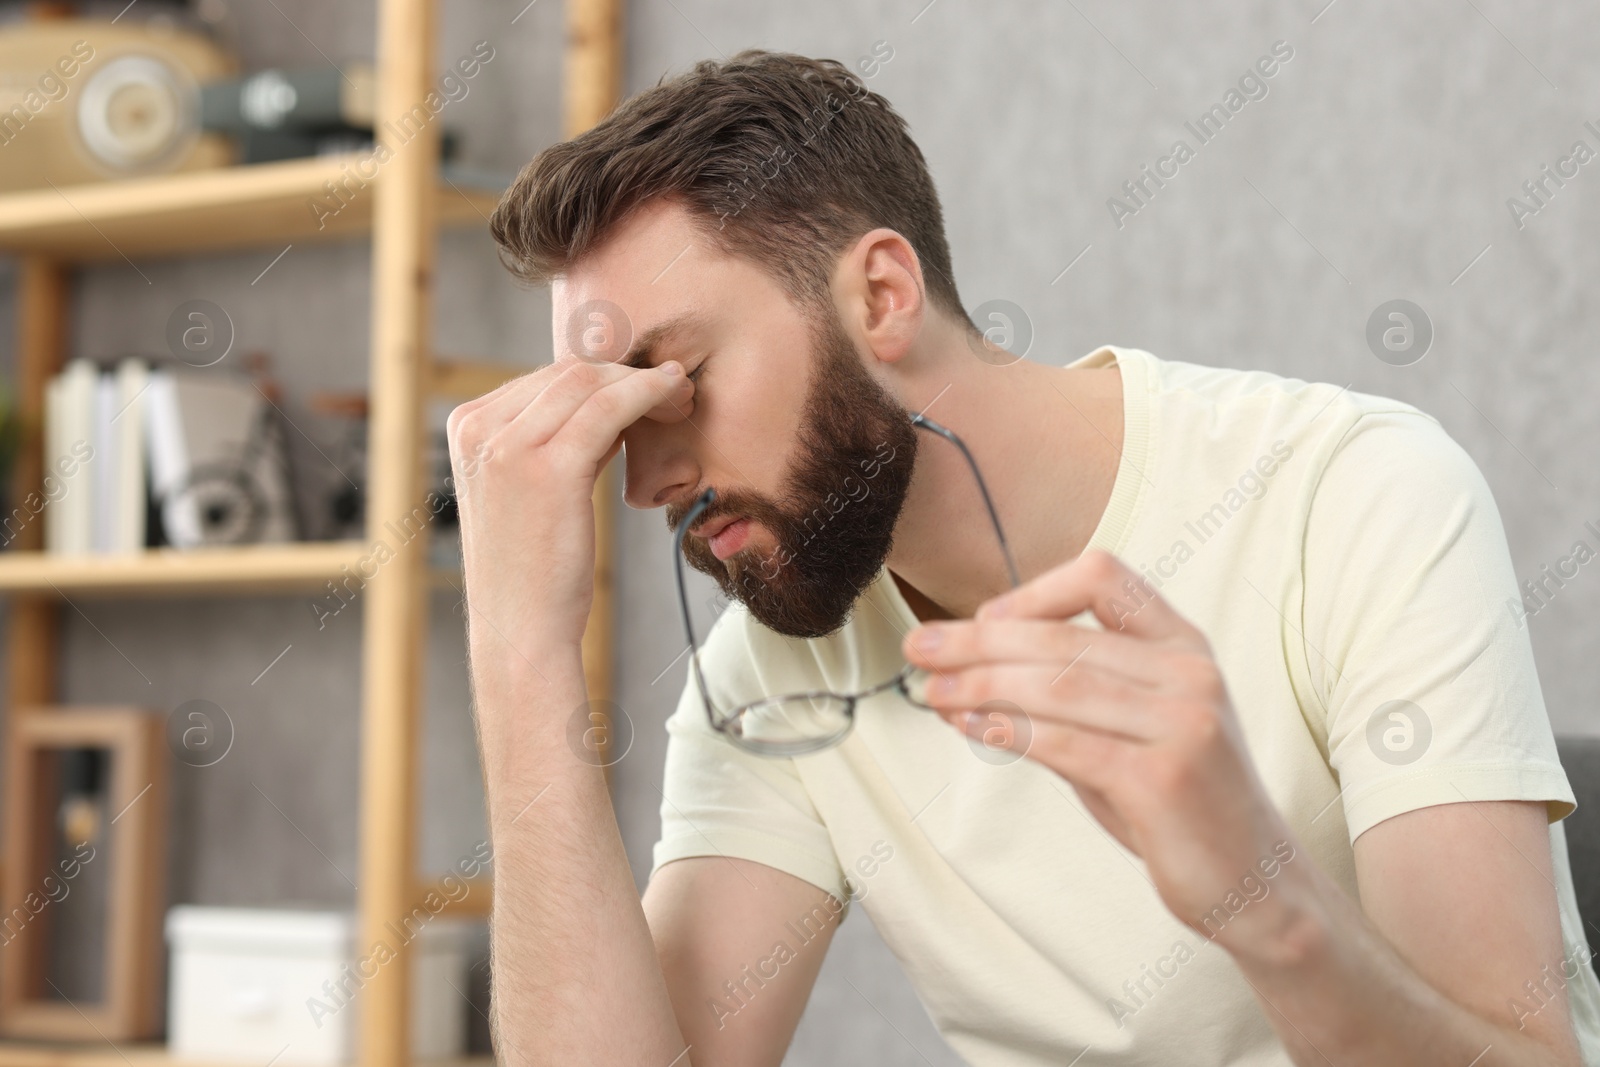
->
<box><xmin>903</xmin><ymin>617</ymin><xmax>1163</xmax><ymax>688</ymax></box>
<box><xmin>948</xmin><ymin>701</ymin><xmax>1128</xmax><ymax>788</ymax></box>
<box><xmin>979</xmin><ymin>548</ymin><xmax>1196</xmax><ymax>643</ymax></box>
<box><xmin>571</xmin><ymin>358</ymin><xmax>697</xmax><ymax>426</ymax></box>
<box><xmin>455</xmin><ymin>350</ymin><xmax>683</xmax><ymax>435</ymax></box>
<box><xmin>925</xmin><ymin>661</ymin><xmax>1165</xmax><ymax>740</ymax></box>
<box><xmin>448</xmin><ymin>360</ymin><xmax>595</xmax><ymax>466</ymax></box>
<box><xmin>451</xmin><ymin>358</ymin><xmax>567</xmax><ymax>430</ymax></box>
<box><xmin>636</xmin><ymin>367</ymin><xmax>697</xmax><ymax>425</ymax></box>
<box><xmin>546</xmin><ymin>365</ymin><xmax>697</xmax><ymax>464</ymax></box>
<box><xmin>503</xmin><ymin>360</ymin><xmax>690</xmax><ymax>449</ymax></box>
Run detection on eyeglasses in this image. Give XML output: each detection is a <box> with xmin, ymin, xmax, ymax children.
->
<box><xmin>672</xmin><ymin>413</ymin><xmax>1021</xmax><ymax>757</ymax></box>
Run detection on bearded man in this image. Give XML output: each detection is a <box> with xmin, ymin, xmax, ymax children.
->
<box><xmin>447</xmin><ymin>49</ymin><xmax>1599</xmax><ymax>1067</ymax></box>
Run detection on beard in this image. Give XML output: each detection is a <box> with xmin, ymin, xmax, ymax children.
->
<box><xmin>666</xmin><ymin>305</ymin><xmax>919</xmax><ymax>639</ymax></box>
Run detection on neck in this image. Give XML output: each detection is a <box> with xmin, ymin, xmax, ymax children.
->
<box><xmin>885</xmin><ymin>331</ymin><xmax>1124</xmax><ymax>622</ymax></box>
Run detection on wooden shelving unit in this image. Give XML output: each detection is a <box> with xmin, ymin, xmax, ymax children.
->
<box><xmin>0</xmin><ymin>153</ymin><xmax>500</xmax><ymax>262</ymax></box>
<box><xmin>0</xmin><ymin>1</ymin><xmax>622</xmax><ymax>1064</ymax></box>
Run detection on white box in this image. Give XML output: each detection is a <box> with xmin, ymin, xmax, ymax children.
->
<box><xmin>165</xmin><ymin>906</ymin><xmax>475</xmax><ymax>1065</ymax></box>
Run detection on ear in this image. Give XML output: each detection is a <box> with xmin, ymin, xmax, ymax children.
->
<box><xmin>835</xmin><ymin>227</ymin><xmax>925</xmax><ymax>367</ymax></box>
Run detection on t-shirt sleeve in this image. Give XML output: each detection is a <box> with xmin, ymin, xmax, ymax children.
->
<box><xmin>1300</xmin><ymin>409</ymin><xmax>1574</xmax><ymax>843</ymax></box>
<box><xmin>650</xmin><ymin>607</ymin><xmax>849</xmax><ymax>904</ymax></box>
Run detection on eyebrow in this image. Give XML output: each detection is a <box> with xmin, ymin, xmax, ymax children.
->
<box><xmin>619</xmin><ymin>312</ymin><xmax>706</xmax><ymax>371</ymax></box>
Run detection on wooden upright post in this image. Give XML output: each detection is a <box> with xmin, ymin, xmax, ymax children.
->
<box><xmin>566</xmin><ymin>0</ymin><xmax>623</xmax><ymax>133</ymax></box>
<box><xmin>4</xmin><ymin>259</ymin><xmax>65</xmax><ymax>709</ymax></box>
<box><xmin>568</xmin><ymin>0</ymin><xmax>624</xmax><ymax>763</ymax></box>
<box><xmin>356</xmin><ymin>0</ymin><xmax>437</xmax><ymax>1062</ymax></box>
<box><xmin>0</xmin><ymin>258</ymin><xmax>67</xmax><ymax>1030</ymax></box>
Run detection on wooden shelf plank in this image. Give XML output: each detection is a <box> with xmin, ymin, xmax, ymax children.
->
<box><xmin>0</xmin><ymin>1044</ymin><xmax>182</xmax><ymax>1067</ymax></box>
<box><xmin>0</xmin><ymin>1045</ymin><xmax>491</xmax><ymax>1067</ymax></box>
<box><xmin>0</xmin><ymin>542</ymin><xmax>364</xmax><ymax>596</ymax></box>
<box><xmin>0</xmin><ymin>542</ymin><xmax>462</xmax><ymax>597</ymax></box>
<box><xmin>0</xmin><ymin>155</ymin><xmax>501</xmax><ymax>263</ymax></box>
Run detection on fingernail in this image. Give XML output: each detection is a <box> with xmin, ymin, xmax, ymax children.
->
<box><xmin>660</xmin><ymin>360</ymin><xmax>683</xmax><ymax>376</ymax></box>
<box><xmin>981</xmin><ymin>595</ymin><xmax>1011</xmax><ymax>619</ymax></box>
<box><xmin>931</xmin><ymin>674</ymin><xmax>956</xmax><ymax>697</ymax></box>
<box><xmin>911</xmin><ymin>626</ymin><xmax>943</xmax><ymax>652</ymax></box>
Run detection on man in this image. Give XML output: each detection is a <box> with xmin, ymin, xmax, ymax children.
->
<box><xmin>448</xmin><ymin>49</ymin><xmax>1600</xmax><ymax>1066</ymax></box>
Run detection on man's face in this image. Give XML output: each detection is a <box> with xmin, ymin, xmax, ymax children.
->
<box><xmin>554</xmin><ymin>198</ymin><xmax>918</xmax><ymax>638</ymax></box>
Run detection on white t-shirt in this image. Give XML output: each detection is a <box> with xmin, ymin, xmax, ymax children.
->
<box><xmin>651</xmin><ymin>344</ymin><xmax>1600</xmax><ymax>1066</ymax></box>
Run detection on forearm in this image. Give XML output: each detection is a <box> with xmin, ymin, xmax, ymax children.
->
<box><xmin>1224</xmin><ymin>858</ymin><xmax>1580</xmax><ymax>1067</ymax></box>
<box><xmin>475</xmin><ymin>650</ymin><xmax>688</xmax><ymax>1066</ymax></box>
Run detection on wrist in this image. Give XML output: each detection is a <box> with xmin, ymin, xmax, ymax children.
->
<box><xmin>469</xmin><ymin>627</ymin><xmax>585</xmax><ymax>696</ymax></box>
<box><xmin>1213</xmin><ymin>855</ymin><xmax>1335</xmax><ymax>975</ymax></box>
<box><xmin>471</xmin><ymin>647</ymin><xmax>587</xmax><ymax>758</ymax></box>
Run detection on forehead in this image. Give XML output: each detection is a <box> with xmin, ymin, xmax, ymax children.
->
<box><xmin>551</xmin><ymin>198</ymin><xmax>778</xmax><ymax>366</ymax></box>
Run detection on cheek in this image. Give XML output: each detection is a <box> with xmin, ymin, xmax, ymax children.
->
<box><xmin>714</xmin><ymin>361</ymin><xmax>808</xmax><ymax>492</ymax></box>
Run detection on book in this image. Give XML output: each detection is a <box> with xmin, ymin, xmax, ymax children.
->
<box><xmin>91</xmin><ymin>369</ymin><xmax>114</xmax><ymax>553</ymax></box>
<box><xmin>43</xmin><ymin>358</ymin><xmax>96</xmax><ymax>555</ymax></box>
<box><xmin>143</xmin><ymin>368</ymin><xmax>185</xmax><ymax>546</ymax></box>
<box><xmin>113</xmin><ymin>358</ymin><xmax>150</xmax><ymax>554</ymax></box>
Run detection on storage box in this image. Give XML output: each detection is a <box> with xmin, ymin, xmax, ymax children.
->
<box><xmin>165</xmin><ymin>906</ymin><xmax>474</xmax><ymax>1065</ymax></box>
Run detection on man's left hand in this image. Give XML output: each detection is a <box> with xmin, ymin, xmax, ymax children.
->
<box><xmin>902</xmin><ymin>548</ymin><xmax>1314</xmax><ymax>961</ymax></box>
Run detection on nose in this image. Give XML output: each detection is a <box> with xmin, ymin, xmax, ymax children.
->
<box><xmin>620</xmin><ymin>418</ymin><xmax>699</xmax><ymax>510</ymax></box>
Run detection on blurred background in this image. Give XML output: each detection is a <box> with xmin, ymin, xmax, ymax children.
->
<box><xmin>0</xmin><ymin>1</ymin><xmax>1593</xmax><ymax>1064</ymax></box>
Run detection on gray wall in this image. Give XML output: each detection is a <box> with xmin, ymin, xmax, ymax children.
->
<box><xmin>1</xmin><ymin>1</ymin><xmax>1595</xmax><ymax>1064</ymax></box>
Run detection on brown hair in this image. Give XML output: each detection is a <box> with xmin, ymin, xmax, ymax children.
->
<box><xmin>489</xmin><ymin>49</ymin><xmax>968</xmax><ymax>328</ymax></box>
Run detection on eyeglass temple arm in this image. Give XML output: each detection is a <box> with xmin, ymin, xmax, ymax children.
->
<box><xmin>673</xmin><ymin>489</ymin><xmax>716</xmax><ymax>652</ymax></box>
<box><xmin>909</xmin><ymin>413</ymin><xmax>1022</xmax><ymax>588</ymax></box>
<box><xmin>673</xmin><ymin>489</ymin><xmax>727</xmax><ymax>723</ymax></box>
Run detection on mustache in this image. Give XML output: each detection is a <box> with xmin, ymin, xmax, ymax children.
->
<box><xmin>665</xmin><ymin>486</ymin><xmax>788</xmax><ymax>537</ymax></box>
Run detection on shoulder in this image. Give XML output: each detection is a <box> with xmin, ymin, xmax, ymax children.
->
<box><xmin>1310</xmin><ymin>406</ymin><xmax>1494</xmax><ymax>520</ymax></box>
<box><xmin>1127</xmin><ymin>346</ymin><xmax>1473</xmax><ymax>499</ymax></box>
<box><xmin>1138</xmin><ymin>347</ymin><xmax>1422</xmax><ymax>431</ymax></box>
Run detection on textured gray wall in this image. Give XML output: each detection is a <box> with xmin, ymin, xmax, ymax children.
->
<box><xmin>1</xmin><ymin>1</ymin><xmax>1596</xmax><ymax>1064</ymax></box>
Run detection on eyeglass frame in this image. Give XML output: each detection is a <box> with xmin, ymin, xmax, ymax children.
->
<box><xmin>671</xmin><ymin>412</ymin><xmax>1021</xmax><ymax>757</ymax></box>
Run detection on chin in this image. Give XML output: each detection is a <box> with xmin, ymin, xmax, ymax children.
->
<box><xmin>725</xmin><ymin>551</ymin><xmax>787</xmax><ymax>597</ymax></box>
<box><xmin>732</xmin><ymin>563</ymin><xmax>868</xmax><ymax>640</ymax></box>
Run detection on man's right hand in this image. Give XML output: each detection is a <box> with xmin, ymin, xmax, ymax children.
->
<box><xmin>446</xmin><ymin>354</ymin><xmax>838</xmax><ymax>1067</ymax></box>
<box><xmin>445</xmin><ymin>355</ymin><xmax>693</xmax><ymax>684</ymax></box>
